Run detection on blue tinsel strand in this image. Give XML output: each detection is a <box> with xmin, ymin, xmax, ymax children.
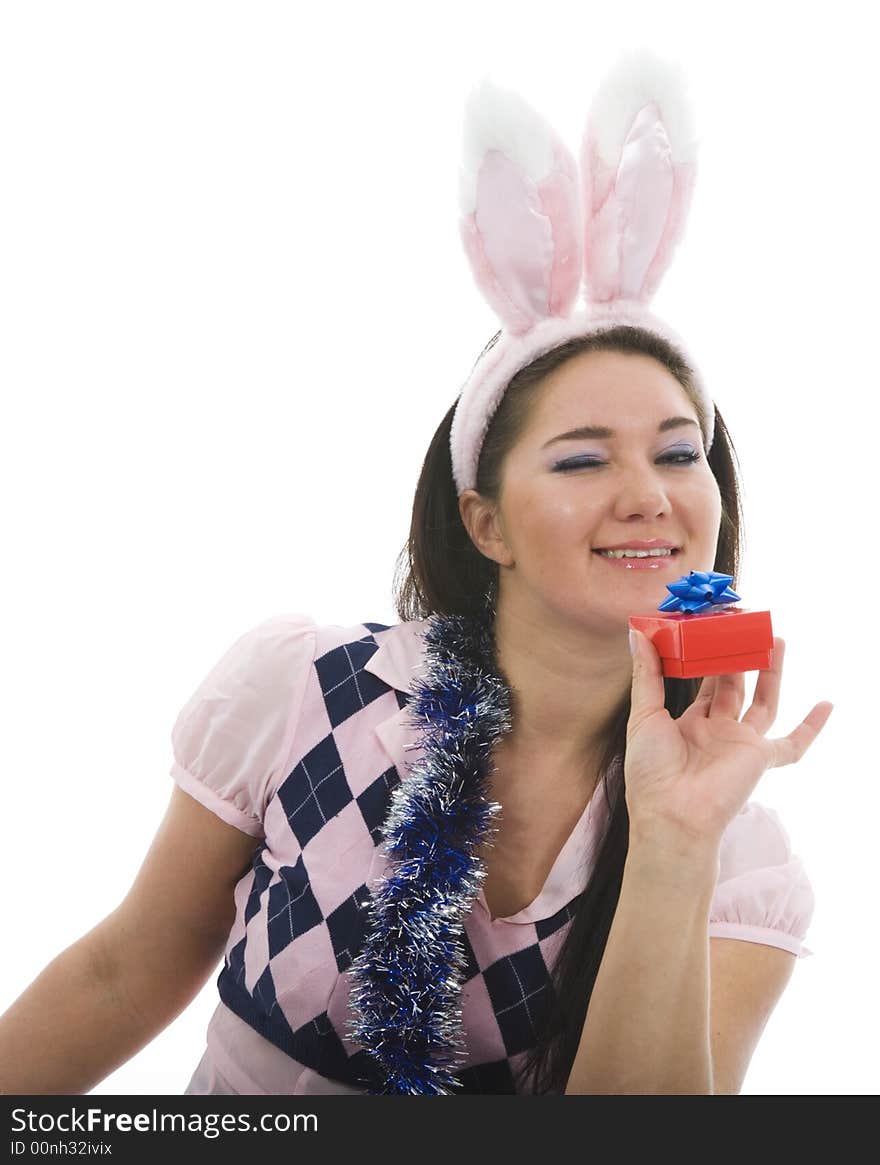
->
<box><xmin>344</xmin><ymin>611</ymin><xmax>513</xmax><ymax>1094</ymax></box>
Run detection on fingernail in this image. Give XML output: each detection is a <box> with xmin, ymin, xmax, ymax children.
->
<box><xmin>628</xmin><ymin>630</ymin><xmax>637</xmax><ymax>656</ymax></box>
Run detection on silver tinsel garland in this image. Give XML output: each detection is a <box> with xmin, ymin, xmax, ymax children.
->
<box><xmin>345</xmin><ymin>607</ymin><xmax>514</xmax><ymax>1094</ymax></box>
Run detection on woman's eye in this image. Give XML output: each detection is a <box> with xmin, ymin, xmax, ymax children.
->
<box><xmin>552</xmin><ymin>451</ymin><xmax>702</xmax><ymax>472</ymax></box>
<box><xmin>553</xmin><ymin>456</ymin><xmax>604</xmax><ymax>471</ymax></box>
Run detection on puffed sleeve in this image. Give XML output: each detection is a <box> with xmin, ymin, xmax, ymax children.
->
<box><xmin>169</xmin><ymin>612</ymin><xmax>318</xmax><ymax>839</ymax></box>
<box><xmin>708</xmin><ymin>801</ymin><xmax>816</xmax><ymax>958</ymax></box>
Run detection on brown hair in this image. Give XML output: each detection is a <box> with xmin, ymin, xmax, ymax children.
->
<box><xmin>392</xmin><ymin>325</ymin><xmax>744</xmax><ymax>1094</ymax></box>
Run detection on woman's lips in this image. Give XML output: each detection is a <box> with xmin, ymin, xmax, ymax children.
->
<box><xmin>592</xmin><ymin>549</ymin><xmax>681</xmax><ymax>571</ymax></box>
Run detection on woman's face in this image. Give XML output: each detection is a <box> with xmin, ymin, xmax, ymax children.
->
<box><xmin>468</xmin><ymin>349</ymin><xmax>724</xmax><ymax>633</ymax></box>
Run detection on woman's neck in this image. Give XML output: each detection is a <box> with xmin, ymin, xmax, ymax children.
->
<box><xmin>490</xmin><ymin>602</ymin><xmax>631</xmax><ymax>786</ymax></box>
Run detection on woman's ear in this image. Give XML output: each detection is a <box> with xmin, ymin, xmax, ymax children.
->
<box><xmin>458</xmin><ymin>489</ymin><xmax>514</xmax><ymax>568</ymax></box>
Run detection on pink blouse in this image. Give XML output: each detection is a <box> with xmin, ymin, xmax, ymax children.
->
<box><xmin>170</xmin><ymin>613</ymin><xmax>815</xmax><ymax>1095</ymax></box>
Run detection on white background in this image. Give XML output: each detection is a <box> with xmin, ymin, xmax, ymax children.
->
<box><xmin>1</xmin><ymin>0</ymin><xmax>874</xmax><ymax>1096</ymax></box>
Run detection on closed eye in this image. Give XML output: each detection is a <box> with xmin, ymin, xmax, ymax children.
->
<box><xmin>552</xmin><ymin>451</ymin><xmax>702</xmax><ymax>472</ymax></box>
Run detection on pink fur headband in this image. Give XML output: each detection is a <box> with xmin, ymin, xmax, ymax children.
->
<box><xmin>449</xmin><ymin>50</ymin><xmax>716</xmax><ymax>498</ymax></box>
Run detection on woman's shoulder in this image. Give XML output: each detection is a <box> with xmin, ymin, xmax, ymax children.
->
<box><xmin>247</xmin><ymin>612</ymin><xmax>429</xmax><ymax>657</ymax></box>
<box><xmin>307</xmin><ymin>616</ymin><xmax>432</xmax><ymax>696</ymax></box>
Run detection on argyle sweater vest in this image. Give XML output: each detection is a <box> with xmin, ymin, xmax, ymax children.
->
<box><xmin>215</xmin><ymin>621</ymin><xmax>582</xmax><ymax>1095</ymax></box>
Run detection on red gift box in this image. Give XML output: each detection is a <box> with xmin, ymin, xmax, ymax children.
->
<box><xmin>628</xmin><ymin>606</ymin><xmax>775</xmax><ymax>678</ymax></box>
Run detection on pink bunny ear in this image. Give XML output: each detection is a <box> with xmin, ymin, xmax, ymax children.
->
<box><xmin>581</xmin><ymin>50</ymin><xmax>699</xmax><ymax>306</ymax></box>
<box><xmin>458</xmin><ymin>79</ymin><xmax>582</xmax><ymax>337</ymax></box>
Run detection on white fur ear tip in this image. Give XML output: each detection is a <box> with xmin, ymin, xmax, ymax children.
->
<box><xmin>462</xmin><ymin>77</ymin><xmax>524</xmax><ymax>146</ymax></box>
<box><xmin>587</xmin><ymin>49</ymin><xmax>698</xmax><ymax>165</ymax></box>
<box><xmin>461</xmin><ymin>79</ymin><xmax>558</xmax><ymax>166</ymax></box>
<box><xmin>463</xmin><ymin>74</ymin><xmax>514</xmax><ymax>111</ymax></box>
<box><xmin>601</xmin><ymin>46</ymin><xmax>689</xmax><ymax>98</ymax></box>
<box><xmin>459</xmin><ymin>78</ymin><xmax>565</xmax><ymax>215</ymax></box>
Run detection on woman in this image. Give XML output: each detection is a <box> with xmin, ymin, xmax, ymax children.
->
<box><xmin>175</xmin><ymin>322</ymin><xmax>827</xmax><ymax>1096</ymax></box>
<box><xmin>0</xmin><ymin>53</ymin><xmax>830</xmax><ymax>1097</ymax></box>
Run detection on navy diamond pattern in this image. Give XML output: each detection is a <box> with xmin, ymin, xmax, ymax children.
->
<box><xmin>316</xmin><ymin>636</ymin><xmax>392</xmax><ymax>729</ymax></box>
<box><xmin>484</xmin><ymin>945</ymin><xmax>555</xmax><ymax>1057</ymax></box>
<box><xmin>356</xmin><ymin>765</ymin><xmax>402</xmax><ymax>846</ymax></box>
<box><xmin>325</xmin><ymin>884</ymin><xmax>375</xmax><ymax>973</ymax></box>
<box><xmin>266</xmin><ymin>855</ymin><xmax>325</xmax><ymax>956</ymax></box>
<box><xmin>277</xmin><ymin>732</ymin><xmax>353</xmax><ymax>850</ymax></box>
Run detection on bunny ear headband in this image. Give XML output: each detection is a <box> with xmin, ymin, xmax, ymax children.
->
<box><xmin>449</xmin><ymin>48</ymin><xmax>715</xmax><ymax>498</ymax></box>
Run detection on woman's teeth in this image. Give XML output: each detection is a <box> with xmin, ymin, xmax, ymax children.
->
<box><xmin>596</xmin><ymin>548</ymin><xmax>676</xmax><ymax>558</ymax></box>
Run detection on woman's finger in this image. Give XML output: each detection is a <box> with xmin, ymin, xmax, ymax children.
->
<box><xmin>628</xmin><ymin>629</ymin><xmax>667</xmax><ymax>726</ymax></box>
<box><xmin>767</xmin><ymin>702</ymin><xmax>834</xmax><ymax>769</ymax></box>
<box><xmin>691</xmin><ymin>673</ymin><xmax>717</xmax><ymax>716</ymax></box>
<box><xmin>709</xmin><ymin>669</ymin><xmax>746</xmax><ymax>720</ymax></box>
<box><xmin>742</xmin><ymin>637</ymin><xmax>785</xmax><ymax>737</ymax></box>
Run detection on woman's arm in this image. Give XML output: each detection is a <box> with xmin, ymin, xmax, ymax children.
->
<box><xmin>564</xmin><ymin>831</ymin><xmax>719</xmax><ymax>1095</ymax></box>
<box><xmin>0</xmin><ymin>786</ymin><xmax>257</xmax><ymax>1093</ymax></box>
<box><xmin>566</xmin><ymin>629</ymin><xmax>829</xmax><ymax>1095</ymax></box>
<box><xmin>0</xmin><ymin>923</ymin><xmax>161</xmax><ymax>1095</ymax></box>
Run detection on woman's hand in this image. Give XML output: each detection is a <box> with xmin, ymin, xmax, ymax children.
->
<box><xmin>624</xmin><ymin>630</ymin><xmax>833</xmax><ymax>848</ymax></box>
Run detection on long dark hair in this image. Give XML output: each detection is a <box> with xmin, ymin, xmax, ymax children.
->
<box><xmin>392</xmin><ymin>325</ymin><xmax>744</xmax><ymax>1094</ymax></box>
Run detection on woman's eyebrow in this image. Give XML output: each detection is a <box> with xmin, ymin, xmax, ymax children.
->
<box><xmin>541</xmin><ymin>416</ymin><xmax>699</xmax><ymax>448</ymax></box>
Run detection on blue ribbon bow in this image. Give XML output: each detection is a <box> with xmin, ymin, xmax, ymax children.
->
<box><xmin>658</xmin><ymin>570</ymin><xmax>741</xmax><ymax>614</ymax></box>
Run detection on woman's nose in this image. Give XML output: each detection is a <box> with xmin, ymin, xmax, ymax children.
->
<box><xmin>613</xmin><ymin>469</ymin><xmax>671</xmax><ymax>517</ymax></box>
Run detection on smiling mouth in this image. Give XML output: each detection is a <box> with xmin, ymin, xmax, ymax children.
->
<box><xmin>591</xmin><ymin>548</ymin><xmax>682</xmax><ymax>569</ymax></box>
<box><xmin>592</xmin><ymin>548</ymin><xmax>681</xmax><ymax>558</ymax></box>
